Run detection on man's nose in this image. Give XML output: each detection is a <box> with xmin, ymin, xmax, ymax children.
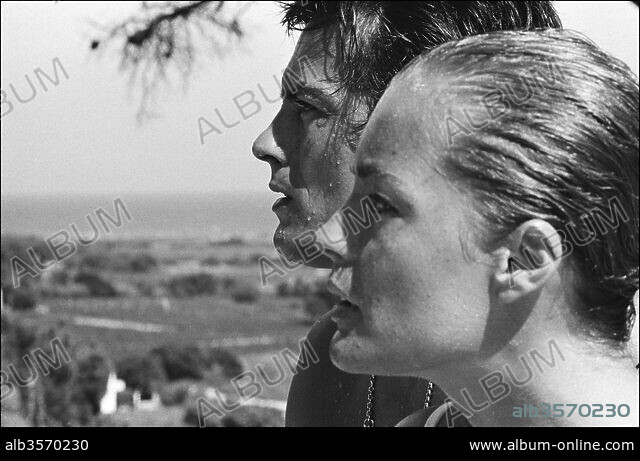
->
<box><xmin>316</xmin><ymin>211</ymin><xmax>353</xmax><ymax>266</ymax></box>
<box><xmin>252</xmin><ymin>124</ymin><xmax>287</xmax><ymax>167</ymax></box>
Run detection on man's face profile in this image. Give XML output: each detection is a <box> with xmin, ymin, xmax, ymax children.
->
<box><xmin>252</xmin><ymin>28</ymin><xmax>363</xmax><ymax>268</ymax></box>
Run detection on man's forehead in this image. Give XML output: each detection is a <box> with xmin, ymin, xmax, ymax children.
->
<box><xmin>285</xmin><ymin>29</ymin><xmax>338</xmax><ymax>80</ymax></box>
<box><xmin>292</xmin><ymin>27</ymin><xmax>338</xmax><ymax>62</ymax></box>
<box><xmin>281</xmin><ymin>28</ymin><xmax>344</xmax><ymax>111</ymax></box>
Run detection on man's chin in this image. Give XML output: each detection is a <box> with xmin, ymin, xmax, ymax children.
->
<box><xmin>273</xmin><ymin>224</ymin><xmax>333</xmax><ymax>269</ymax></box>
<box><xmin>273</xmin><ymin>231</ymin><xmax>303</xmax><ymax>265</ymax></box>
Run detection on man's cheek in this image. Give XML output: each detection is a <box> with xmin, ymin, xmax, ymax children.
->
<box><xmin>324</xmin><ymin>166</ymin><xmax>356</xmax><ymax>210</ymax></box>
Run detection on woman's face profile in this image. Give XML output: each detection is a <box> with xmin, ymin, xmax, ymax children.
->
<box><xmin>328</xmin><ymin>79</ymin><xmax>499</xmax><ymax>377</ymax></box>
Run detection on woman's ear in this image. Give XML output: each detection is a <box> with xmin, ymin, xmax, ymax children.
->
<box><xmin>492</xmin><ymin>219</ymin><xmax>564</xmax><ymax>304</ymax></box>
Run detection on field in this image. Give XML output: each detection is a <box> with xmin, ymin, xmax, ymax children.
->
<box><xmin>1</xmin><ymin>235</ymin><xmax>333</xmax><ymax>427</ymax></box>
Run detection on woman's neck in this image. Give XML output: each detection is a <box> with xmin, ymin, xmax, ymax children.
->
<box><xmin>424</xmin><ymin>335</ymin><xmax>639</xmax><ymax>427</ymax></box>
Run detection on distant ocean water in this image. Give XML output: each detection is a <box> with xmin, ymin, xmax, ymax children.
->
<box><xmin>1</xmin><ymin>193</ymin><xmax>279</xmax><ymax>241</ymax></box>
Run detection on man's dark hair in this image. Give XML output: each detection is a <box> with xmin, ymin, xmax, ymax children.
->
<box><xmin>281</xmin><ymin>1</ymin><xmax>562</xmax><ymax>127</ymax></box>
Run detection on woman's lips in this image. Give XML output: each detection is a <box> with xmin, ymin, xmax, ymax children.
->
<box><xmin>329</xmin><ymin>300</ymin><xmax>362</xmax><ymax>332</ymax></box>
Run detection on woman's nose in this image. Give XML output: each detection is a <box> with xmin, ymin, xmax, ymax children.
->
<box><xmin>316</xmin><ymin>211</ymin><xmax>353</xmax><ymax>266</ymax></box>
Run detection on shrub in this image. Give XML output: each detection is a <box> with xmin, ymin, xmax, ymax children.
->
<box><xmin>220</xmin><ymin>276</ymin><xmax>236</xmax><ymax>292</ymax></box>
<box><xmin>149</xmin><ymin>344</ymin><xmax>206</xmax><ymax>381</ymax></box>
<box><xmin>29</xmin><ymin>328</ymin><xmax>76</xmax><ymax>426</ymax></box>
<box><xmin>72</xmin><ymin>347</ymin><xmax>111</xmax><ymax>422</ymax></box>
<box><xmin>200</xmin><ymin>256</ymin><xmax>220</xmax><ymax>267</ymax></box>
<box><xmin>49</xmin><ymin>269</ymin><xmax>70</xmax><ymax>286</ymax></box>
<box><xmin>8</xmin><ymin>288</ymin><xmax>37</xmax><ymax>311</ymax></box>
<box><xmin>79</xmin><ymin>253</ymin><xmax>107</xmax><ymax>271</ymax></box>
<box><xmin>135</xmin><ymin>280</ymin><xmax>160</xmax><ymax>298</ymax></box>
<box><xmin>276</xmin><ymin>281</ymin><xmax>291</xmax><ymax>298</ymax></box>
<box><xmin>1</xmin><ymin>312</ymin><xmax>37</xmax><ymax>355</ymax></box>
<box><xmin>116</xmin><ymin>354</ymin><xmax>166</xmax><ymax>397</ymax></box>
<box><xmin>165</xmin><ymin>273</ymin><xmax>218</xmax><ymax>298</ymax></box>
<box><xmin>128</xmin><ymin>253</ymin><xmax>157</xmax><ymax>273</ymax></box>
<box><xmin>231</xmin><ymin>283</ymin><xmax>260</xmax><ymax>303</ymax></box>
<box><xmin>293</xmin><ymin>278</ymin><xmax>314</xmax><ymax>296</ymax></box>
<box><xmin>159</xmin><ymin>381</ymin><xmax>192</xmax><ymax>406</ymax></box>
<box><xmin>0</xmin><ymin>237</ymin><xmax>53</xmax><ymax>286</ymax></box>
<box><xmin>73</xmin><ymin>272</ymin><xmax>117</xmax><ymax>298</ymax></box>
<box><xmin>2</xmin><ymin>317</ymin><xmax>114</xmax><ymax>427</ymax></box>
<box><xmin>204</xmin><ymin>348</ymin><xmax>243</xmax><ymax>379</ymax></box>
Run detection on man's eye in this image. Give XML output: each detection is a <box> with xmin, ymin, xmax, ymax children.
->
<box><xmin>293</xmin><ymin>99</ymin><xmax>317</xmax><ymax>113</ymax></box>
<box><xmin>368</xmin><ymin>193</ymin><xmax>395</xmax><ymax>215</ymax></box>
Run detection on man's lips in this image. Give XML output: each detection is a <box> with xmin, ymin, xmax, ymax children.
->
<box><xmin>268</xmin><ymin>180</ymin><xmax>292</xmax><ymax>196</ymax></box>
<box><xmin>269</xmin><ymin>181</ymin><xmax>294</xmax><ymax>212</ymax></box>
<box><xmin>329</xmin><ymin>300</ymin><xmax>362</xmax><ymax>332</ymax></box>
<box><xmin>272</xmin><ymin>195</ymin><xmax>293</xmax><ymax>211</ymax></box>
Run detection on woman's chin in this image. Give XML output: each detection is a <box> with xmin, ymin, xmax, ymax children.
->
<box><xmin>329</xmin><ymin>330</ymin><xmax>380</xmax><ymax>374</ymax></box>
<box><xmin>330</xmin><ymin>331</ymin><xmax>434</xmax><ymax>377</ymax></box>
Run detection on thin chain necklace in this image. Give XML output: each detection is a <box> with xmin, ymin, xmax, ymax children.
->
<box><xmin>363</xmin><ymin>375</ymin><xmax>434</xmax><ymax>427</ymax></box>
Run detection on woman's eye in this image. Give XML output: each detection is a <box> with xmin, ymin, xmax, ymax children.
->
<box><xmin>368</xmin><ymin>193</ymin><xmax>395</xmax><ymax>215</ymax></box>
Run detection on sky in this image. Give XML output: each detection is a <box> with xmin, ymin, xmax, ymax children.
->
<box><xmin>1</xmin><ymin>1</ymin><xmax>639</xmax><ymax>197</ymax></box>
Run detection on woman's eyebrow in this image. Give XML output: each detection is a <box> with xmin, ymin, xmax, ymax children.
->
<box><xmin>356</xmin><ymin>160</ymin><xmax>408</xmax><ymax>191</ymax></box>
<box><xmin>356</xmin><ymin>160</ymin><xmax>387</xmax><ymax>179</ymax></box>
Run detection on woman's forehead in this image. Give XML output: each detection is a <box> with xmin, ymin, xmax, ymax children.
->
<box><xmin>361</xmin><ymin>82</ymin><xmax>449</xmax><ymax>159</ymax></box>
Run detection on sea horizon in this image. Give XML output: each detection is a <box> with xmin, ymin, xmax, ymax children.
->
<box><xmin>1</xmin><ymin>192</ymin><xmax>280</xmax><ymax>242</ymax></box>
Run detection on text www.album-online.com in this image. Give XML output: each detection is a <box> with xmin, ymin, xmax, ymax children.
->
<box><xmin>469</xmin><ymin>439</ymin><xmax>634</xmax><ymax>452</ymax></box>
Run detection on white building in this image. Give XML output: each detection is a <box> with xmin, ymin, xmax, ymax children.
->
<box><xmin>99</xmin><ymin>372</ymin><xmax>126</xmax><ymax>415</ymax></box>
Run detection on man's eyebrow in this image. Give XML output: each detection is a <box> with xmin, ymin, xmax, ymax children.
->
<box><xmin>281</xmin><ymin>84</ymin><xmax>327</xmax><ymax>99</ymax></box>
<box><xmin>281</xmin><ymin>81</ymin><xmax>338</xmax><ymax>108</ymax></box>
